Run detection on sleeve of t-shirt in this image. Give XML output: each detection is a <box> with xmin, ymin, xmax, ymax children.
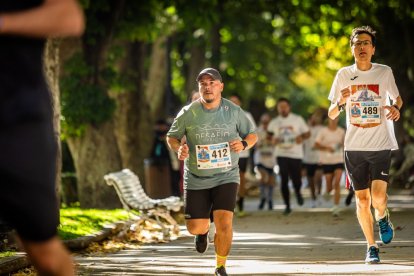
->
<box><xmin>167</xmin><ymin>107</ymin><xmax>186</xmax><ymax>140</ymax></box>
<box><xmin>328</xmin><ymin>69</ymin><xmax>344</xmax><ymax>103</ymax></box>
<box><xmin>315</xmin><ymin>128</ymin><xmax>325</xmax><ymax>144</ymax></box>
<box><xmin>386</xmin><ymin>68</ymin><xmax>400</xmax><ymax>101</ymax></box>
<box><xmin>267</xmin><ymin>118</ymin><xmax>277</xmax><ymax>136</ymax></box>
<box><xmin>298</xmin><ymin>116</ymin><xmax>310</xmax><ymax>134</ymax></box>
<box><xmin>339</xmin><ymin>127</ymin><xmax>346</xmax><ymax>141</ymax></box>
<box><xmin>238</xmin><ymin>109</ymin><xmax>256</xmax><ymax>138</ymax></box>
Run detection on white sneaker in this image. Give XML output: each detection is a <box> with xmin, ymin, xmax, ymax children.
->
<box><xmin>330</xmin><ymin>205</ymin><xmax>341</xmax><ymax>217</ymax></box>
<box><xmin>316</xmin><ymin>195</ymin><xmax>323</xmax><ymax>206</ymax></box>
<box><xmin>323</xmin><ymin>192</ymin><xmax>332</xmax><ymax>202</ymax></box>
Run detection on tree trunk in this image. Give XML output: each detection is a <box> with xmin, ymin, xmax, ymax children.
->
<box><xmin>112</xmin><ymin>38</ymin><xmax>168</xmax><ymax>186</ymax></box>
<box><xmin>67</xmin><ymin>122</ymin><xmax>122</xmax><ymax>208</ymax></box>
<box><xmin>185</xmin><ymin>44</ymin><xmax>205</xmax><ymax>96</ymax></box>
<box><xmin>43</xmin><ymin>38</ymin><xmax>62</xmax><ymax>193</ymax></box>
<box><xmin>146</xmin><ymin>36</ymin><xmax>168</xmax><ymax>118</ymax></box>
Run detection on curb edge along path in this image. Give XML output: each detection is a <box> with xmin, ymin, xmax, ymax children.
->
<box><xmin>75</xmin><ymin>191</ymin><xmax>414</xmax><ymax>275</ymax></box>
<box><xmin>0</xmin><ymin>221</ymin><xmax>131</xmax><ymax>275</ymax></box>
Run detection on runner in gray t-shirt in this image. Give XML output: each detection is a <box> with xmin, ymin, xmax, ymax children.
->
<box><xmin>167</xmin><ymin>68</ymin><xmax>257</xmax><ymax>276</ymax></box>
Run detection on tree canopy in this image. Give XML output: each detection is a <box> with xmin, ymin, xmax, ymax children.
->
<box><xmin>57</xmin><ymin>0</ymin><xmax>414</xmax><ymax>207</ymax></box>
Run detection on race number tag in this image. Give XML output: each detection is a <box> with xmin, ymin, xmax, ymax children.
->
<box><xmin>278</xmin><ymin>127</ymin><xmax>296</xmax><ymax>149</ymax></box>
<box><xmin>196</xmin><ymin>142</ymin><xmax>232</xmax><ymax>170</ymax></box>
<box><xmin>349</xmin><ymin>98</ymin><xmax>381</xmax><ymax>125</ymax></box>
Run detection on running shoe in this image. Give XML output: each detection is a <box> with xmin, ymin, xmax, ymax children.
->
<box><xmin>331</xmin><ymin>205</ymin><xmax>341</xmax><ymax>217</ymax></box>
<box><xmin>378</xmin><ymin>209</ymin><xmax>394</xmax><ymax>244</ymax></box>
<box><xmin>258</xmin><ymin>199</ymin><xmax>266</xmax><ymax>210</ymax></box>
<box><xmin>345</xmin><ymin>191</ymin><xmax>354</xmax><ymax>206</ymax></box>
<box><xmin>296</xmin><ymin>193</ymin><xmax>304</xmax><ymax>206</ymax></box>
<box><xmin>215</xmin><ymin>266</ymin><xmax>228</xmax><ymax>276</ymax></box>
<box><xmin>195</xmin><ymin>232</ymin><xmax>209</xmax><ymax>253</ymax></box>
<box><xmin>237</xmin><ymin>210</ymin><xmax>247</xmax><ymax>218</ymax></box>
<box><xmin>268</xmin><ymin>200</ymin><xmax>273</xmax><ymax>210</ymax></box>
<box><xmin>365</xmin><ymin>246</ymin><xmax>380</xmax><ymax>264</ymax></box>
<box><xmin>323</xmin><ymin>192</ymin><xmax>332</xmax><ymax>202</ymax></box>
<box><xmin>283</xmin><ymin>206</ymin><xmax>291</xmax><ymax>216</ymax></box>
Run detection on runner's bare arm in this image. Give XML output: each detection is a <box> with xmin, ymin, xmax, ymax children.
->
<box><xmin>328</xmin><ymin>86</ymin><xmax>351</xmax><ymax>120</ymax></box>
<box><xmin>229</xmin><ymin>133</ymin><xmax>258</xmax><ymax>153</ymax></box>
<box><xmin>167</xmin><ymin>136</ymin><xmax>189</xmax><ymax>160</ymax></box>
<box><xmin>296</xmin><ymin>131</ymin><xmax>310</xmax><ymax>143</ymax></box>
<box><xmin>384</xmin><ymin>95</ymin><xmax>403</xmax><ymax>121</ymax></box>
<box><xmin>0</xmin><ymin>0</ymin><xmax>84</xmax><ymax>37</ymax></box>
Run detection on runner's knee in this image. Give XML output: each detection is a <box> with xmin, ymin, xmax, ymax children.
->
<box><xmin>371</xmin><ymin>193</ymin><xmax>387</xmax><ymax>209</ymax></box>
<box><xmin>356</xmin><ymin>194</ymin><xmax>371</xmax><ymax>209</ymax></box>
<box><xmin>215</xmin><ymin>220</ymin><xmax>232</xmax><ymax>234</ymax></box>
<box><xmin>186</xmin><ymin>220</ymin><xmax>209</xmax><ymax>235</ymax></box>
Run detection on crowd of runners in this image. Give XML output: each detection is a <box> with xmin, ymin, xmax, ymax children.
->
<box><xmin>0</xmin><ymin>1</ymin><xmax>403</xmax><ymax>273</ymax></box>
<box><xmin>167</xmin><ymin>25</ymin><xmax>402</xmax><ymax>275</ymax></box>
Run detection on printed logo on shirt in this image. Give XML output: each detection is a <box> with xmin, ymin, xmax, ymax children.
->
<box><xmin>194</xmin><ymin>124</ymin><xmax>231</xmax><ymax>143</ymax></box>
<box><xmin>350</xmin><ymin>76</ymin><xmax>358</xmax><ymax>80</ymax></box>
<box><xmin>278</xmin><ymin>126</ymin><xmax>296</xmax><ymax>149</ymax></box>
<box><xmin>349</xmin><ymin>84</ymin><xmax>381</xmax><ymax>127</ymax></box>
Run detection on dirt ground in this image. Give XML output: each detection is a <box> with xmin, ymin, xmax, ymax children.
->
<box><xmin>75</xmin><ymin>188</ymin><xmax>414</xmax><ymax>275</ymax></box>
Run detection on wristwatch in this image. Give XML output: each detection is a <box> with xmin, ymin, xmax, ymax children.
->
<box><xmin>337</xmin><ymin>101</ymin><xmax>345</xmax><ymax>112</ymax></box>
<box><xmin>392</xmin><ymin>104</ymin><xmax>400</xmax><ymax>111</ymax></box>
<box><xmin>241</xmin><ymin>140</ymin><xmax>248</xmax><ymax>150</ymax></box>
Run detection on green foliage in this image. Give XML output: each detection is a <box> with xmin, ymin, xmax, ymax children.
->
<box><xmin>61</xmin><ymin>54</ymin><xmax>116</xmax><ymax>137</ymax></box>
<box><xmin>0</xmin><ymin>251</ymin><xmax>15</xmax><ymax>258</ymax></box>
<box><xmin>117</xmin><ymin>1</ymin><xmax>170</xmax><ymax>42</ymax></box>
<box><xmin>62</xmin><ymin>0</ymin><xmax>413</xmax><ymax>135</ymax></box>
<box><xmin>58</xmin><ymin>208</ymin><xmax>130</xmax><ymax>240</ymax></box>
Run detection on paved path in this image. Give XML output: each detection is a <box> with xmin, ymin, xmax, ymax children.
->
<box><xmin>75</xmin><ymin>189</ymin><xmax>414</xmax><ymax>275</ymax></box>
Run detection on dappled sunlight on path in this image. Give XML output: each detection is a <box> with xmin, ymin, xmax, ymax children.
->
<box><xmin>75</xmin><ymin>190</ymin><xmax>414</xmax><ymax>275</ymax></box>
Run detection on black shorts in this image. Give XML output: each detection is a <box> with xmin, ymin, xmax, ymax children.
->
<box><xmin>303</xmin><ymin>163</ymin><xmax>321</xmax><ymax>177</ymax></box>
<box><xmin>256</xmin><ymin>164</ymin><xmax>274</xmax><ymax>175</ymax></box>
<box><xmin>184</xmin><ymin>183</ymin><xmax>238</xmax><ymax>219</ymax></box>
<box><xmin>239</xmin><ymin>157</ymin><xmax>248</xmax><ymax>172</ymax></box>
<box><xmin>0</xmin><ymin>97</ymin><xmax>59</xmax><ymax>242</ymax></box>
<box><xmin>322</xmin><ymin>163</ymin><xmax>344</xmax><ymax>174</ymax></box>
<box><xmin>344</xmin><ymin>150</ymin><xmax>391</xmax><ymax>191</ymax></box>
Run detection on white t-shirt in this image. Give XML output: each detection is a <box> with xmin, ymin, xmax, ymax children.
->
<box><xmin>303</xmin><ymin>124</ymin><xmax>323</xmax><ymax>164</ymax></box>
<box><xmin>268</xmin><ymin>113</ymin><xmax>309</xmax><ymax>159</ymax></box>
<box><xmin>315</xmin><ymin>126</ymin><xmax>345</xmax><ymax>164</ymax></box>
<box><xmin>239</xmin><ymin>111</ymin><xmax>256</xmax><ymax>158</ymax></box>
<box><xmin>253</xmin><ymin>126</ymin><xmax>276</xmax><ymax>169</ymax></box>
<box><xmin>328</xmin><ymin>63</ymin><xmax>400</xmax><ymax>151</ymax></box>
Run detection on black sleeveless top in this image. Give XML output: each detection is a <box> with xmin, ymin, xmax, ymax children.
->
<box><xmin>0</xmin><ymin>0</ymin><xmax>51</xmax><ymax>125</ymax></box>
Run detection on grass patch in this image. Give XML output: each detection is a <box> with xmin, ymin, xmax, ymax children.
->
<box><xmin>58</xmin><ymin>208</ymin><xmax>131</xmax><ymax>240</ymax></box>
<box><xmin>0</xmin><ymin>251</ymin><xmax>15</xmax><ymax>258</ymax></box>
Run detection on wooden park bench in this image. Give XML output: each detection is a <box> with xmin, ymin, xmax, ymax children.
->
<box><xmin>104</xmin><ymin>168</ymin><xmax>183</xmax><ymax>238</ymax></box>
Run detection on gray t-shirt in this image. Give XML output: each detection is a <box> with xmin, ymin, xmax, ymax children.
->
<box><xmin>167</xmin><ymin>98</ymin><xmax>256</xmax><ymax>190</ymax></box>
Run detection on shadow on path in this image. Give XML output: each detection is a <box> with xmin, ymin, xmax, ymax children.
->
<box><xmin>76</xmin><ymin>190</ymin><xmax>414</xmax><ymax>275</ymax></box>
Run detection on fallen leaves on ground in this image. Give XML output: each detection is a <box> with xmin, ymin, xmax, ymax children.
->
<box><xmin>11</xmin><ymin>266</ymin><xmax>36</xmax><ymax>276</ymax></box>
<box><xmin>80</xmin><ymin>216</ymin><xmax>180</xmax><ymax>256</ymax></box>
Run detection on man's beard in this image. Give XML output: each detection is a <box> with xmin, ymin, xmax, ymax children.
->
<box><xmin>280</xmin><ymin>111</ymin><xmax>289</xmax><ymax>117</ymax></box>
<box><xmin>204</xmin><ymin>98</ymin><xmax>214</xmax><ymax>103</ymax></box>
